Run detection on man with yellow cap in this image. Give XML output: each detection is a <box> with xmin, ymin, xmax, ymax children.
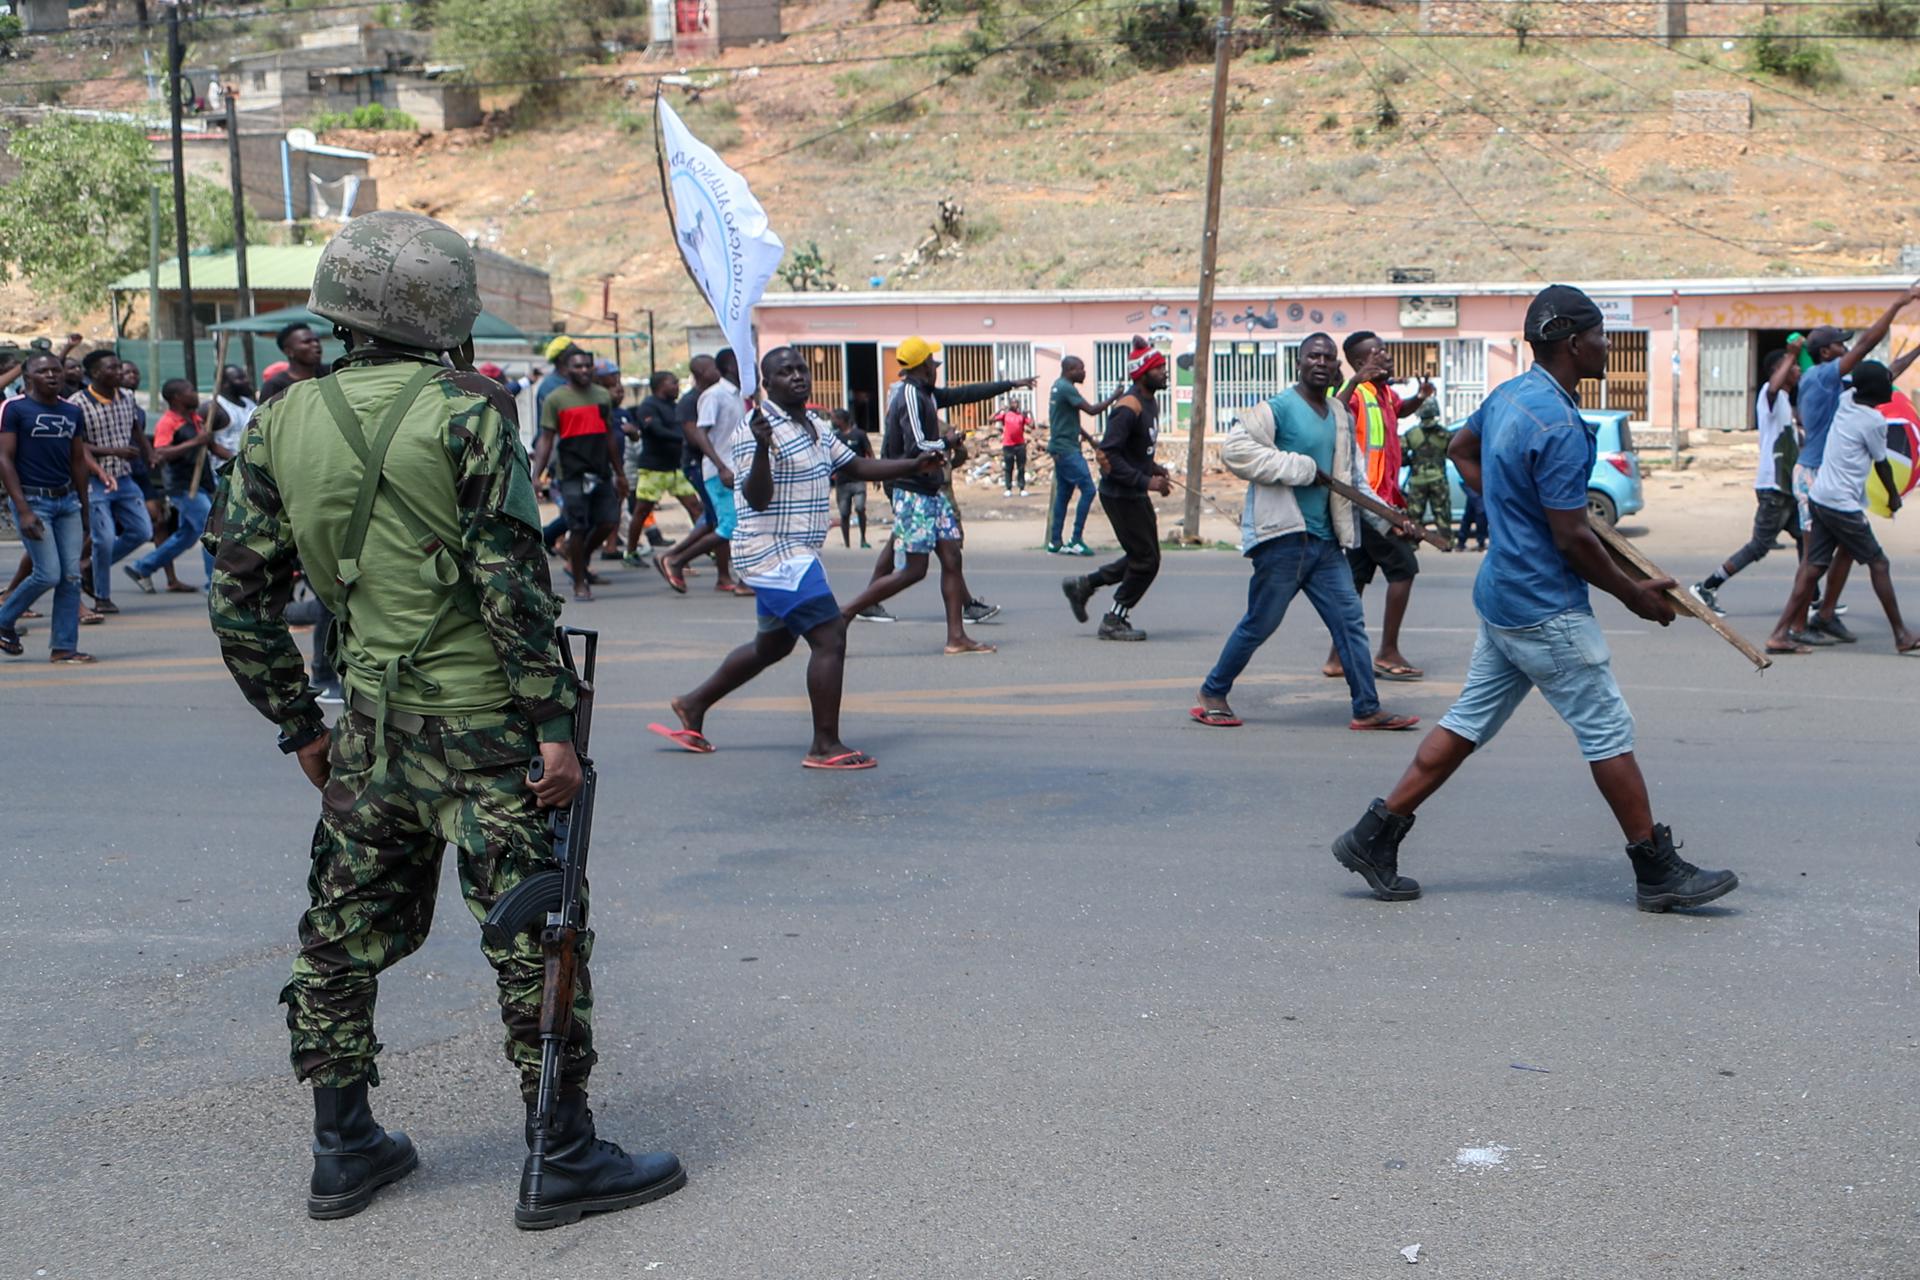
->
<box><xmin>838</xmin><ymin>337</ymin><xmax>1031</xmax><ymax>654</ymax></box>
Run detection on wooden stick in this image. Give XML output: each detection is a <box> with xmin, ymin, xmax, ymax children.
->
<box><xmin>1590</xmin><ymin>517</ymin><xmax>1772</xmax><ymax>671</ymax></box>
<box><xmin>1318</xmin><ymin>471</ymin><xmax>1454</xmax><ymax>552</ymax></box>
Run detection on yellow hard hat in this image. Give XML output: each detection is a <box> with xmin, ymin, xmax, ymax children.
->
<box><xmin>896</xmin><ymin>336</ymin><xmax>941</xmax><ymax>369</ymax></box>
<box><xmin>544</xmin><ymin>333</ymin><xmax>575</xmax><ymax>361</ymax></box>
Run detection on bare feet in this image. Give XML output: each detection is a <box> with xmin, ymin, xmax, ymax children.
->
<box><xmin>944</xmin><ymin>636</ymin><xmax>997</xmax><ymax>655</ymax></box>
<box><xmin>670</xmin><ymin>695</ymin><xmax>706</xmax><ymax>737</ymax></box>
<box><xmin>1322</xmin><ymin>661</ymin><xmax>1344</xmax><ymax>678</ymax></box>
<box><xmin>1897</xmin><ymin>633</ymin><xmax>1920</xmax><ymax>654</ymax></box>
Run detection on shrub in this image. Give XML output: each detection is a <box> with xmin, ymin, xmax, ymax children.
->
<box><xmin>1840</xmin><ymin>0</ymin><xmax>1919</xmax><ymax>37</ymax></box>
<box><xmin>310</xmin><ymin>103</ymin><xmax>419</xmax><ymax>132</ymax></box>
<box><xmin>1747</xmin><ymin>19</ymin><xmax>1840</xmax><ymax>86</ymax></box>
<box><xmin>1257</xmin><ymin>0</ymin><xmax>1330</xmax><ymax>59</ymax></box>
<box><xmin>1117</xmin><ymin>0</ymin><xmax>1214</xmax><ymax>71</ymax></box>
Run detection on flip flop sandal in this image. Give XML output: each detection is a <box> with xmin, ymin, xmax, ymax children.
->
<box><xmin>647</xmin><ymin>722</ymin><xmax>715</xmax><ymax>753</ymax></box>
<box><xmin>78</xmin><ymin>609</ymin><xmax>103</xmax><ymax>625</ymax></box>
<box><xmin>19</xmin><ymin>609</ymin><xmax>42</xmax><ymax>619</ymax></box>
<box><xmin>943</xmin><ymin>643</ymin><xmax>998</xmax><ymax>655</ymax></box>
<box><xmin>654</xmin><ymin>557</ymin><xmax>687</xmax><ymax>595</ymax></box>
<box><xmin>1189</xmin><ymin>706</ymin><xmax>1243</xmax><ymax>727</ymax></box>
<box><xmin>1373</xmin><ymin>662</ymin><xmax>1425</xmax><ymax>682</ymax></box>
<box><xmin>731</xmin><ymin>585</ymin><xmax>757</xmax><ymax>597</ymax></box>
<box><xmin>49</xmin><ymin>651</ymin><xmax>97</xmax><ymax>664</ymax></box>
<box><xmin>1350</xmin><ymin>713</ymin><xmax>1420</xmax><ymax>731</ymax></box>
<box><xmin>1765</xmin><ymin>641</ymin><xmax>1814</xmax><ymax>655</ymax></box>
<box><xmin>802</xmin><ymin>750</ymin><xmax>877</xmax><ymax>770</ymax></box>
<box><xmin>1898</xmin><ymin>640</ymin><xmax>1920</xmax><ymax>656</ymax></box>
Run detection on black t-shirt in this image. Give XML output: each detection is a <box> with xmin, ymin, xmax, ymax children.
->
<box><xmin>633</xmin><ymin>393</ymin><xmax>685</xmax><ymax>472</ymax></box>
<box><xmin>835</xmin><ymin>428</ymin><xmax>871</xmax><ymax>482</ymax></box>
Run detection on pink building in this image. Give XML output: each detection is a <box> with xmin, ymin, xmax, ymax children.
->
<box><xmin>754</xmin><ymin>276</ymin><xmax>1920</xmax><ymax>439</ymax></box>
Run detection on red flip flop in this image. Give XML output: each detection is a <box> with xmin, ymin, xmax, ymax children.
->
<box><xmin>802</xmin><ymin>750</ymin><xmax>877</xmax><ymax>770</ymax></box>
<box><xmin>654</xmin><ymin>556</ymin><xmax>687</xmax><ymax>595</ymax></box>
<box><xmin>1189</xmin><ymin>706</ymin><xmax>1242</xmax><ymax>728</ymax></box>
<box><xmin>647</xmin><ymin>722</ymin><xmax>714</xmax><ymax>753</ymax></box>
<box><xmin>1350</xmin><ymin>713</ymin><xmax>1420</xmax><ymax>731</ymax></box>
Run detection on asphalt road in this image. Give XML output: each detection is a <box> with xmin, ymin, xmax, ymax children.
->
<box><xmin>2</xmin><ymin>525</ymin><xmax>1915</xmax><ymax>1278</ymax></box>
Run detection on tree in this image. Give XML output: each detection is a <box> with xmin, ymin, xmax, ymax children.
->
<box><xmin>432</xmin><ymin>0</ymin><xmax>572</xmax><ymax>105</ymax></box>
<box><xmin>0</xmin><ymin>116</ymin><xmax>263</xmax><ymax>317</ymax></box>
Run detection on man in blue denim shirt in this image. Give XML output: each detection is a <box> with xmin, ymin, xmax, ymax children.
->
<box><xmin>1333</xmin><ymin>285</ymin><xmax>1739</xmax><ymax>914</ymax></box>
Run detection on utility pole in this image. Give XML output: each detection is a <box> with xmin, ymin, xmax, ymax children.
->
<box><xmin>147</xmin><ymin>181</ymin><xmax>161</xmax><ymax>415</ymax></box>
<box><xmin>1179</xmin><ymin>0</ymin><xmax>1235</xmax><ymax>546</ymax></box>
<box><xmin>1668</xmin><ymin>291</ymin><xmax>1681</xmax><ymax>468</ymax></box>
<box><xmin>165</xmin><ymin>0</ymin><xmax>198</xmax><ymax>389</ymax></box>
<box><xmin>225</xmin><ymin>92</ymin><xmax>257</xmax><ymax>380</ymax></box>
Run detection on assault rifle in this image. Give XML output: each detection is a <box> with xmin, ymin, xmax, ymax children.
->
<box><xmin>480</xmin><ymin>626</ymin><xmax>599</xmax><ymax>1219</ymax></box>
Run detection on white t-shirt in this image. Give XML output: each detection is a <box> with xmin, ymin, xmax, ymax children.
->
<box><xmin>1753</xmin><ymin>386</ymin><xmax>1792</xmax><ymax>493</ymax></box>
<box><xmin>1807</xmin><ymin>389</ymin><xmax>1888</xmax><ymax>513</ymax></box>
<box><xmin>697</xmin><ymin>378</ymin><xmax>745</xmax><ymax>468</ymax></box>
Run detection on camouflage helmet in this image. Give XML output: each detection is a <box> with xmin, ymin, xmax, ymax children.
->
<box><xmin>308</xmin><ymin>210</ymin><xmax>481</xmax><ymax>351</ymax></box>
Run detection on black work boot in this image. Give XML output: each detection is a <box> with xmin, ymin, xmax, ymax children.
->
<box><xmin>1097</xmin><ymin>611</ymin><xmax>1147</xmax><ymax>641</ymax></box>
<box><xmin>1331</xmin><ymin>798</ymin><xmax>1421</xmax><ymax>901</ymax></box>
<box><xmin>1625</xmin><ymin>825</ymin><xmax>1738</xmax><ymax>912</ymax></box>
<box><xmin>308</xmin><ymin>1082</ymin><xmax>418</xmax><ymax>1219</ymax></box>
<box><xmin>516</xmin><ymin>1091</ymin><xmax>687</xmax><ymax>1230</ymax></box>
<box><xmin>1061</xmin><ymin>575</ymin><xmax>1095</xmax><ymax>623</ymax></box>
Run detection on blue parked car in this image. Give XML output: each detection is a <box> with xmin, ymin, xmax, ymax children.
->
<box><xmin>1404</xmin><ymin>409</ymin><xmax>1644</xmax><ymax>529</ymax></box>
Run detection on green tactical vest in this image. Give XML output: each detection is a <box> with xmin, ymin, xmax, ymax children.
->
<box><xmin>263</xmin><ymin>359</ymin><xmax>511</xmax><ymax>721</ymax></box>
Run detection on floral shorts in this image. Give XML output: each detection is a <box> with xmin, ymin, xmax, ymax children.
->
<box><xmin>890</xmin><ymin>489</ymin><xmax>962</xmax><ymax>555</ymax></box>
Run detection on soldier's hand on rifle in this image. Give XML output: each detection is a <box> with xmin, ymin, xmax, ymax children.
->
<box><xmin>295</xmin><ymin>735</ymin><xmax>331</xmax><ymax>791</ymax></box>
<box><xmin>529</xmin><ymin>741</ymin><xmax>583</xmax><ymax>809</ymax></box>
<box><xmin>1624</xmin><ymin>576</ymin><xmax>1679</xmax><ymax>627</ymax></box>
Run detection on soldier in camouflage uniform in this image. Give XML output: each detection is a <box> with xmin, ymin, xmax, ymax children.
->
<box><xmin>1400</xmin><ymin>401</ymin><xmax>1454</xmax><ymax>547</ymax></box>
<box><xmin>206</xmin><ymin>210</ymin><xmax>684</xmax><ymax>1227</ymax></box>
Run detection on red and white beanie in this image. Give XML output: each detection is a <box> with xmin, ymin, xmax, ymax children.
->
<box><xmin>1127</xmin><ymin>336</ymin><xmax>1166</xmax><ymax>381</ymax></box>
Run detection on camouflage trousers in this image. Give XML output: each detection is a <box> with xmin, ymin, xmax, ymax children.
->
<box><xmin>1404</xmin><ymin>478</ymin><xmax>1452</xmax><ymax>534</ymax></box>
<box><xmin>283</xmin><ymin>706</ymin><xmax>596</xmax><ymax>1098</ymax></box>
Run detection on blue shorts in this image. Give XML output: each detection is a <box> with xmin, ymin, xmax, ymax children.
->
<box><xmin>754</xmin><ymin>558</ymin><xmax>842</xmax><ymax>637</ymax></box>
<box><xmin>704</xmin><ymin>473</ymin><xmax>738</xmax><ymax>539</ymax></box>
<box><xmin>1438</xmin><ymin>610</ymin><xmax>1635</xmax><ymax>762</ymax></box>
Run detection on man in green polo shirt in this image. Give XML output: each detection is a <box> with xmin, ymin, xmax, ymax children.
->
<box><xmin>1045</xmin><ymin>355</ymin><xmax>1120</xmax><ymax>555</ymax></box>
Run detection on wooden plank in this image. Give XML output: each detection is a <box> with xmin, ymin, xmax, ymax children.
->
<box><xmin>1590</xmin><ymin>517</ymin><xmax>1772</xmax><ymax>671</ymax></box>
<box><xmin>1318</xmin><ymin>471</ymin><xmax>1455</xmax><ymax>552</ymax></box>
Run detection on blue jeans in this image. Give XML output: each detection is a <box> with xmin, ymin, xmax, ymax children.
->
<box><xmin>1</xmin><ymin>492</ymin><xmax>85</xmax><ymax>653</ymax></box>
<box><xmin>131</xmin><ymin>488</ymin><xmax>213</xmax><ymax>584</ymax></box>
<box><xmin>88</xmin><ymin>476</ymin><xmax>153</xmax><ymax>600</ymax></box>
<box><xmin>1439</xmin><ymin>611</ymin><xmax>1634</xmax><ymax>762</ymax></box>
<box><xmin>1202</xmin><ymin>533</ymin><xmax>1380</xmax><ymax>718</ymax></box>
<box><xmin>1047</xmin><ymin>449</ymin><xmax>1096</xmax><ymax>546</ymax></box>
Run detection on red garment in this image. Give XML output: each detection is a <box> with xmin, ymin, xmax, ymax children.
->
<box><xmin>1347</xmin><ymin>382</ymin><xmax>1409</xmax><ymax>508</ymax></box>
<box><xmin>153</xmin><ymin>407</ymin><xmax>201</xmax><ymax>448</ymax></box>
<box><xmin>994</xmin><ymin>409</ymin><xmax>1029</xmax><ymax>448</ymax></box>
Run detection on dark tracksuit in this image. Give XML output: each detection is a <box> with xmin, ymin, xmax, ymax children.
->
<box><xmin>1089</xmin><ymin>392</ymin><xmax>1167</xmax><ymax>611</ymax></box>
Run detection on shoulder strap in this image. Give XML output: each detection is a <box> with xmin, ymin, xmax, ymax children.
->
<box><xmin>319</xmin><ymin>366</ymin><xmax>441</xmax><ymax>582</ymax></box>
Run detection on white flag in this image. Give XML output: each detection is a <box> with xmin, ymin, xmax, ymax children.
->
<box><xmin>656</xmin><ymin>94</ymin><xmax>784</xmax><ymax>399</ymax></box>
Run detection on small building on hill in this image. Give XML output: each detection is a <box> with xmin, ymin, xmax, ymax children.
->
<box><xmin>228</xmin><ymin>25</ymin><xmax>480</xmax><ymax>132</ymax></box>
<box><xmin>667</xmin><ymin>0</ymin><xmax>783</xmax><ymax>57</ymax></box>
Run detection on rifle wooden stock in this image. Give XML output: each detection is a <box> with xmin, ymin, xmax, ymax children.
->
<box><xmin>1317</xmin><ymin>472</ymin><xmax>1454</xmax><ymax>552</ymax></box>
<box><xmin>1589</xmin><ymin>517</ymin><xmax>1772</xmax><ymax>671</ymax></box>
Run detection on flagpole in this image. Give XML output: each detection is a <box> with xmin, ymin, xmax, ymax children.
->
<box><xmin>653</xmin><ymin>86</ymin><xmax>711</xmax><ymax>301</ymax></box>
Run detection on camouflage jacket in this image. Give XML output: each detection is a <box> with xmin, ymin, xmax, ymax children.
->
<box><xmin>205</xmin><ymin>352</ymin><xmax>577</xmax><ymax>745</ymax></box>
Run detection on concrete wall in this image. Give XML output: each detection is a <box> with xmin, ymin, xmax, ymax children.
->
<box><xmin>717</xmin><ymin>0</ymin><xmax>781</xmax><ymax>48</ymax></box>
<box><xmin>18</xmin><ymin>0</ymin><xmax>68</xmax><ymax>34</ymax></box>
<box><xmin>156</xmin><ymin>133</ymin><xmax>379</xmax><ymax>220</ymax></box>
<box><xmin>394</xmin><ymin>81</ymin><xmax>481</xmax><ymax>132</ymax></box>
<box><xmin>474</xmin><ymin>251</ymin><xmax>554</xmax><ymax>339</ymax></box>
<box><xmin>1419</xmin><ymin>0</ymin><xmax>1684</xmax><ymax>40</ymax></box>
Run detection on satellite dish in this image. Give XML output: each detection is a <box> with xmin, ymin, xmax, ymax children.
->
<box><xmin>286</xmin><ymin>128</ymin><xmax>318</xmax><ymax>150</ymax></box>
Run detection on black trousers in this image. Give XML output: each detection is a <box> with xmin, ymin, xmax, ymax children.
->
<box><xmin>1089</xmin><ymin>491</ymin><xmax>1161</xmax><ymax>609</ymax></box>
<box><xmin>1725</xmin><ymin>489</ymin><xmax>1802</xmax><ymax>575</ymax></box>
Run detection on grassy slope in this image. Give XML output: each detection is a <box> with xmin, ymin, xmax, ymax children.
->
<box><xmin>5</xmin><ymin>0</ymin><xmax>1918</xmax><ymax>345</ymax></box>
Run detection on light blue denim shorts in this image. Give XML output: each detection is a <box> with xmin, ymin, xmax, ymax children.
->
<box><xmin>1438</xmin><ymin>610</ymin><xmax>1635</xmax><ymax>762</ymax></box>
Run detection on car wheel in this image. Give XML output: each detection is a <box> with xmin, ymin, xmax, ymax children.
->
<box><xmin>1587</xmin><ymin>490</ymin><xmax>1618</xmax><ymax>528</ymax></box>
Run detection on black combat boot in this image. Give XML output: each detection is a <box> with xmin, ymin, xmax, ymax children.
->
<box><xmin>1331</xmin><ymin>798</ymin><xmax>1421</xmax><ymax>901</ymax></box>
<box><xmin>308</xmin><ymin>1082</ymin><xmax>418</xmax><ymax>1219</ymax></box>
<box><xmin>1097</xmin><ymin>611</ymin><xmax>1147</xmax><ymax>641</ymax></box>
<box><xmin>515</xmin><ymin>1091</ymin><xmax>687</xmax><ymax>1230</ymax></box>
<box><xmin>1061</xmin><ymin>575</ymin><xmax>1095</xmax><ymax>624</ymax></box>
<box><xmin>1625</xmin><ymin>825</ymin><xmax>1738</xmax><ymax>912</ymax></box>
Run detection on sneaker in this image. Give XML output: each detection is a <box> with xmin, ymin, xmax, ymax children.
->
<box><xmin>311</xmin><ymin>681</ymin><xmax>346</xmax><ymax>707</ymax></box>
<box><xmin>1688</xmin><ymin>582</ymin><xmax>1725</xmax><ymax>617</ymax></box>
<box><xmin>1331</xmin><ymin>798</ymin><xmax>1421</xmax><ymax>901</ymax></box>
<box><xmin>855</xmin><ymin>603</ymin><xmax>896</xmax><ymax>623</ymax></box>
<box><xmin>0</xmin><ymin>625</ymin><xmax>21</xmax><ymax>657</ymax></box>
<box><xmin>1097</xmin><ymin>612</ymin><xmax>1147</xmax><ymax>641</ymax></box>
<box><xmin>124</xmin><ymin>564</ymin><xmax>157</xmax><ymax>595</ymax></box>
<box><xmin>1786</xmin><ymin>627</ymin><xmax>1835</xmax><ymax>648</ymax></box>
<box><xmin>92</xmin><ymin>596</ymin><xmax>120</xmax><ymax>615</ymax></box>
<box><xmin>1061</xmin><ymin>576</ymin><xmax>1094</xmax><ymax>623</ymax></box>
<box><xmin>1066</xmin><ymin>540</ymin><xmax>1095</xmax><ymax>557</ymax></box>
<box><xmin>1625</xmin><ymin>824</ymin><xmax>1738</xmax><ymax>912</ymax></box>
<box><xmin>1809</xmin><ymin>613</ymin><xmax>1857</xmax><ymax>644</ymax></box>
<box><xmin>1019</xmin><ymin>489</ymin><xmax>1030</xmax><ymax>497</ymax></box>
<box><xmin>1809</xmin><ymin>594</ymin><xmax>1848</xmax><ymax>617</ymax></box>
<box><xmin>1003</xmin><ymin>488</ymin><xmax>1014</xmax><ymax>498</ymax></box>
<box><xmin>622</xmin><ymin>551</ymin><xmax>647</xmax><ymax>568</ymax></box>
<box><xmin>963</xmin><ymin>600</ymin><xmax>1001</xmax><ymax>624</ymax></box>
<box><xmin>1044</xmin><ymin>542</ymin><xmax>1063</xmax><ymax>554</ymax></box>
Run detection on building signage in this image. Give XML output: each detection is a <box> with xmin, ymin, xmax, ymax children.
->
<box><xmin>1594</xmin><ymin>296</ymin><xmax>1636</xmax><ymax>330</ymax></box>
<box><xmin>1399</xmin><ymin>295</ymin><xmax>1459</xmax><ymax>329</ymax></box>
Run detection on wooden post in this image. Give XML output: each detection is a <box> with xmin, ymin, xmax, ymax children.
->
<box><xmin>166</xmin><ymin>1</ymin><xmax>198</xmax><ymax>390</ymax></box>
<box><xmin>1179</xmin><ymin>0</ymin><xmax>1235</xmax><ymax>546</ymax></box>
<box><xmin>225</xmin><ymin>94</ymin><xmax>257</xmax><ymax>380</ymax></box>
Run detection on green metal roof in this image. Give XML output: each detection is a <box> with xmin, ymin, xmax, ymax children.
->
<box><xmin>212</xmin><ymin>301</ymin><xmax>529</xmax><ymax>344</ymax></box>
<box><xmin>109</xmin><ymin>246</ymin><xmax>327</xmax><ymax>294</ymax></box>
